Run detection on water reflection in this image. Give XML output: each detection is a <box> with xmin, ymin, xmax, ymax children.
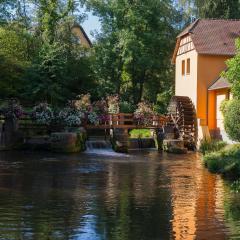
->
<box><xmin>0</xmin><ymin>151</ymin><xmax>238</xmax><ymax>239</ymax></box>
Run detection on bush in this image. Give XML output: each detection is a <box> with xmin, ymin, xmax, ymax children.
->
<box><xmin>223</xmin><ymin>99</ymin><xmax>240</xmax><ymax>142</ymax></box>
<box><xmin>32</xmin><ymin>103</ymin><xmax>53</xmax><ymax>125</ymax></box>
<box><xmin>203</xmin><ymin>144</ymin><xmax>240</xmax><ymax>178</ymax></box>
<box><xmin>134</xmin><ymin>101</ymin><xmax>155</xmax><ymax>126</ymax></box>
<box><xmin>119</xmin><ymin>101</ymin><xmax>135</xmax><ymax>113</ymax></box>
<box><xmin>199</xmin><ymin>138</ymin><xmax>227</xmax><ymax>155</ymax></box>
<box><xmin>107</xmin><ymin>95</ymin><xmax>119</xmax><ymax>114</ymax></box>
<box><xmin>231</xmin><ymin>180</ymin><xmax>240</xmax><ymax>193</ymax></box>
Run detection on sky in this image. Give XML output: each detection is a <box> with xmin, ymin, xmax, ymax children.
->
<box><xmin>81</xmin><ymin>11</ymin><xmax>101</xmax><ymax>41</ymax></box>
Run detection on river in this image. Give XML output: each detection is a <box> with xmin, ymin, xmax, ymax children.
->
<box><xmin>0</xmin><ymin>150</ymin><xmax>239</xmax><ymax>240</ymax></box>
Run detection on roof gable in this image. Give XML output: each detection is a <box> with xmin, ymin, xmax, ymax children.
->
<box><xmin>173</xmin><ymin>19</ymin><xmax>240</xmax><ymax>63</ymax></box>
<box><xmin>208</xmin><ymin>75</ymin><xmax>231</xmax><ymax>91</ymax></box>
<box><xmin>72</xmin><ymin>23</ymin><xmax>92</xmax><ymax>48</ymax></box>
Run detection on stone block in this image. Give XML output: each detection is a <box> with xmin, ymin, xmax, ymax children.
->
<box><xmin>163</xmin><ymin>139</ymin><xmax>187</xmax><ymax>154</ymax></box>
<box><xmin>50</xmin><ymin>132</ymin><xmax>86</xmax><ymax>153</ymax></box>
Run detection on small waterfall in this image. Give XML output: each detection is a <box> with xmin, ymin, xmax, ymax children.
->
<box><xmin>86</xmin><ymin>140</ymin><xmax>112</xmax><ymax>150</ymax></box>
<box><xmin>85</xmin><ymin>137</ymin><xmax>126</xmax><ymax>156</ymax></box>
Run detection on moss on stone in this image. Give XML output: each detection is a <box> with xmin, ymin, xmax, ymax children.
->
<box><xmin>50</xmin><ymin>131</ymin><xmax>87</xmax><ymax>153</ymax></box>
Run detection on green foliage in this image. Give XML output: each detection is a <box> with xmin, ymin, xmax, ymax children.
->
<box><xmin>154</xmin><ymin>88</ymin><xmax>173</xmax><ymax>114</ymax></box>
<box><xmin>87</xmin><ymin>0</ymin><xmax>180</xmax><ymax>105</ymax></box>
<box><xmin>224</xmin><ymin>194</ymin><xmax>240</xmax><ymax>224</ymax></box>
<box><xmin>231</xmin><ymin>180</ymin><xmax>240</xmax><ymax>193</ymax></box>
<box><xmin>0</xmin><ymin>0</ymin><xmax>17</xmax><ymax>24</ymax></box>
<box><xmin>129</xmin><ymin>129</ymin><xmax>151</xmax><ymax>139</ymax></box>
<box><xmin>25</xmin><ymin>42</ymin><xmax>68</xmax><ymax>104</ymax></box>
<box><xmin>220</xmin><ymin>99</ymin><xmax>230</xmax><ymax>116</ymax></box>
<box><xmin>37</xmin><ymin>0</ymin><xmax>74</xmax><ymax>43</ymax></box>
<box><xmin>224</xmin><ymin>39</ymin><xmax>240</xmax><ymax>99</ymax></box>
<box><xmin>0</xmin><ymin>24</ymin><xmax>35</xmax><ymax>98</ymax></box>
<box><xmin>119</xmin><ymin>101</ymin><xmax>135</xmax><ymax>114</ymax></box>
<box><xmin>178</xmin><ymin>0</ymin><xmax>240</xmax><ymax>19</ymax></box>
<box><xmin>203</xmin><ymin>144</ymin><xmax>240</xmax><ymax>178</ymax></box>
<box><xmin>0</xmin><ymin>0</ymin><xmax>96</xmax><ymax>105</ymax></box>
<box><xmin>199</xmin><ymin>138</ymin><xmax>227</xmax><ymax>155</ymax></box>
<box><xmin>222</xmin><ymin>99</ymin><xmax>240</xmax><ymax>142</ymax></box>
<box><xmin>199</xmin><ymin>0</ymin><xmax>240</xmax><ymax>19</ymax></box>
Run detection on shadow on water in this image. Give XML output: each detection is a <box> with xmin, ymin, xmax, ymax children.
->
<box><xmin>0</xmin><ymin>150</ymin><xmax>239</xmax><ymax>239</ymax></box>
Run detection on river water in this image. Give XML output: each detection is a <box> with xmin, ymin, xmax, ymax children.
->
<box><xmin>0</xmin><ymin>150</ymin><xmax>239</xmax><ymax>240</ymax></box>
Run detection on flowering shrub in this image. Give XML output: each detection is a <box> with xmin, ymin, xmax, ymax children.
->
<box><xmin>107</xmin><ymin>95</ymin><xmax>120</xmax><ymax>114</ymax></box>
<box><xmin>73</xmin><ymin>94</ymin><xmax>91</xmax><ymax>112</ymax></box>
<box><xmin>88</xmin><ymin>111</ymin><xmax>99</xmax><ymax>125</ymax></box>
<box><xmin>0</xmin><ymin>100</ymin><xmax>24</xmax><ymax>119</ymax></box>
<box><xmin>32</xmin><ymin>103</ymin><xmax>53</xmax><ymax>125</ymax></box>
<box><xmin>134</xmin><ymin>101</ymin><xmax>155</xmax><ymax>126</ymax></box>
<box><xmin>58</xmin><ymin>106</ymin><xmax>85</xmax><ymax>127</ymax></box>
<box><xmin>89</xmin><ymin>99</ymin><xmax>109</xmax><ymax>125</ymax></box>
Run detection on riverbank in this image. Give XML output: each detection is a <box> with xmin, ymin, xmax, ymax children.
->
<box><xmin>201</xmin><ymin>140</ymin><xmax>240</xmax><ymax>180</ymax></box>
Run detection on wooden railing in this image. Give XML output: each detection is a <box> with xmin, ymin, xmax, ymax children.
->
<box><xmin>85</xmin><ymin>113</ymin><xmax>167</xmax><ymax>129</ymax></box>
<box><xmin>0</xmin><ymin>114</ymin><xmax>168</xmax><ymax>130</ymax></box>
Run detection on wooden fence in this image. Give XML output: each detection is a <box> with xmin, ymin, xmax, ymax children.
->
<box><xmin>85</xmin><ymin>113</ymin><xmax>167</xmax><ymax>129</ymax></box>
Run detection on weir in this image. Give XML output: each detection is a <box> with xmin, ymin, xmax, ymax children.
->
<box><xmin>0</xmin><ymin>96</ymin><xmax>197</xmax><ymax>153</ymax></box>
<box><xmin>85</xmin><ymin>136</ymin><xmax>125</xmax><ymax>156</ymax></box>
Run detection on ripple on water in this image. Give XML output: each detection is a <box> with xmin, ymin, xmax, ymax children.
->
<box><xmin>0</xmin><ymin>151</ymin><xmax>239</xmax><ymax>239</ymax></box>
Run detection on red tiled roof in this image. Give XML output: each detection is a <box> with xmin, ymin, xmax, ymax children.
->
<box><xmin>177</xmin><ymin>19</ymin><xmax>199</xmax><ymax>38</ymax></box>
<box><xmin>177</xmin><ymin>19</ymin><xmax>240</xmax><ymax>56</ymax></box>
<box><xmin>208</xmin><ymin>70</ymin><xmax>231</xmax><ymax>90</ymax></box>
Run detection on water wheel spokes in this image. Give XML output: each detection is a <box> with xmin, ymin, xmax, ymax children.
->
<box><xmin>167</xmin><ymin>96</ymin><xmax>197</xmax><ymax>148</ymax></box>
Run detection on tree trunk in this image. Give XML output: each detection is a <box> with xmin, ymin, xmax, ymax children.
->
<box><xmin>116</xmin><ymin>58</ymin><xmax>123</xmax><ymax>95</ymax></box>
<box><xmin>138</xmin><ymin>70</ymin><xmax>146</xmax><ymax>103</ymax></box>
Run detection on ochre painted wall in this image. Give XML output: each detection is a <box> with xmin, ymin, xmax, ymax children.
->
<box><xmin>197</xmin><ymin>55</ymin><xmax>229</xmax><ymax>125</ymax></box>
<box><xmin>175</xmin><ymin>41</ymin><xmax>231</xmax><ymax>140</ymax></box>
<box><xmin>71</xmin><ymin>27</ymin><xmax>91</xmax><ymax>48</ymax></box>
<box><xmin>208</xmin><ymin>90</ymin><xmax>216</xmax><ymax>130</ymax></box>
<box><xmin>175</xmin><ymin>50</ymin><xmax>198</xmax><ymax>108</ymax></box>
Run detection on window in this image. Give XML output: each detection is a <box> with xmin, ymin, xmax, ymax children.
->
<box><xmin>187</xmin><ymin>58</ymin><xmax>190</xmax><ymax>75</ymax></box>
<box><xmin>182</xmin><ymin>60</ymin><xmax>185</xmax><ymax>76</ymax></box>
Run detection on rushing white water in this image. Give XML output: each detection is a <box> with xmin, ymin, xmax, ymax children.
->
<box><xmin>85</xmin><ymin>139</ymin><xmax>127</xmax><ymax>157</ymax></box>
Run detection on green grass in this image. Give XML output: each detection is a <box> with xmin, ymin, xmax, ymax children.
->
<box><xmin>203</xmin><ymin>144</ymin><xmax>240</xmax><ymax>179</ymax></box>
<box><xmin>129</xmin><ymin>129</ymin><xmax>152</xmax><ymax>138</ymax></box>
<box><xmin>199</xmin><ymin>138</ymin><xmax>227</xmax><ymax>155</ymax></box>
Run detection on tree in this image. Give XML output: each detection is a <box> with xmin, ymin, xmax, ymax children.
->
<box><xmin>224</xmin><ymin>39</ymin><xmax>240</xmax><ymax>99</ymax></box>
<box><xmin>178</xmin><ymin>0</ymin><xmax>240</xmax><ymax>19</ymax></box>
<box><xmin>0</xmin><ymin>24</ymin><xmax>35</xmax><ymax>99</ymax></box>
<box><xmin>23</xmin><ymin>0</ymin><xmax>96</xmax><ymax>104</ymax></box>
<box><xmin>25</xmin><ymin>42</ymin><xmax>68</xmax><ymax>104</ymax></box>
<box><xmin>221</xmin><ymin>39</ymin><xmax>240</xmax><ymax>142</ymax></box>
<box><xmin>85</xmin><ymin>0</ymin><xmax>180</xmax><ymax>107</ymax></box>
<box><xmin>222</xmin><ymin>99</ymin><xmax>240</xmax><ymax>141</ymax></box>
<box><xmin>37</xmin><ymin>0</ymin><xmax>74</xmax><ymax>44</ymax></box>
<box><xmin>0</xmin><ymin>0</ymin><xmax>16</xmax><ymax>24</ymax></box>
<box><xmin>200</xmin><ymin>0</ymin><xmax>240</xmax><ymax>19</ymax></box>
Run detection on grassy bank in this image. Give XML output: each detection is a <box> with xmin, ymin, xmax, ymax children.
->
<box><xmin>202</xmin><ymin>141</ymin><xmax>240</xmax><ymax>179</ymax></box>
<box><xmin>129</xmin><ymin>129</ymin><xmax>152</xmax><ymax>138</ymax></box>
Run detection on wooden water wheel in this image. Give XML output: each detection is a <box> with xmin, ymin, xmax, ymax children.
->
<box><xmin>167</xmin><ymin>96</ymin><xmax>197</xmax><ymax>147</ymax></box>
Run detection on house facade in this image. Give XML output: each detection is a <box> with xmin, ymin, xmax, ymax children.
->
<box><xmin>172</xmin><ymin>19</ymin><xmax>240</xmax><ymax>141</ymax></box>
<box><xmin>71</xmin><ymin>23</ymin><xmax>92</xmax><ymax>48</ymax></box>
